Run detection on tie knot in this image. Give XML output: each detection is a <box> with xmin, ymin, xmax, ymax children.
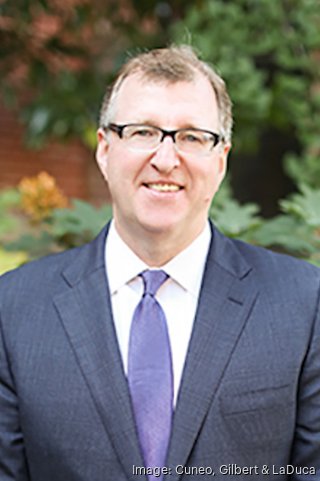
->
<box><xmin>140</xmin><ymin>270</ymin><xmax>168</xmax><ymax>297</ymax></box>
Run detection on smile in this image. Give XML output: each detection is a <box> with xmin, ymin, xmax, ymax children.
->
<box><xmin>144</xmin><ymin>183</ymin><xmax>182</xmax><ymax>192</ymax></box>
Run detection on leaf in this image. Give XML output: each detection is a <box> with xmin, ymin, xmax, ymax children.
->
<box><xmin>51</xmin><ymin>200</ymin><xmax>112</xmax><ymax>240</ymax></box>
<box><xmin>210</xmin><ymin>198</ymin><xmax>261</xmax><ymax>237</ymax></box>
<box><xmin>280</xmin><ymin>184</ymin><xmax>320</xmax><ymax>226</ymax></box>
<box><xmin>5</xmin><ymin>232</ymin><xmax>57</xmax><ymax>259</ymax></box>
<box><xmin>252</xmin><ymin>215</ymin><xmax>319</xmax><ymax>254</ymax></box>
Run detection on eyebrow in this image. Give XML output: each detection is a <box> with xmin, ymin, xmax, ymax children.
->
<box><xmin>117</xmin><ymin>119</ymin><xmax>208</xmax><ymax>130</ymax></box>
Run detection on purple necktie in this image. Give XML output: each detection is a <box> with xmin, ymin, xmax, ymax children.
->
<box><xmin>128</xmin><ymin>270</ymin><xmax>173</xmax><ymax>480</ymax></box>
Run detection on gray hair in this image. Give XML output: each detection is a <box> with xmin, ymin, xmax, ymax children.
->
<box><xmin>99</xmin><ymin>45</ymin><xmax>233</xmax><ymax>143</ymax></box>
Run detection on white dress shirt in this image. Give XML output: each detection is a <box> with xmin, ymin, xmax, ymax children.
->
<box><xmin>105</xmin><ymin>221</ymin><xmax>211</xmax><ymax>405</ymax></box>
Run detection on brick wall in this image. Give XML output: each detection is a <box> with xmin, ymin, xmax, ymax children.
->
<box><xmin>0</xmin><ymin>101</ymin><xmax>110</xmax><ymax>204</ymax></box>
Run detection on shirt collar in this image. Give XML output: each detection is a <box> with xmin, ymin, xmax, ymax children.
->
<box><xmin>162</xmin><ymin>223</ymin><xmax>211</xmax><ymax>296</ymax></box>
<box><xmin>105</xmin><ymin>221</ymin><xmax>211</xmax><ymax>298</ymax></box>
<box><xmin>106</xmin><ymin>222</ymin><xmax>148</xmax><ymax>295</ymax></box>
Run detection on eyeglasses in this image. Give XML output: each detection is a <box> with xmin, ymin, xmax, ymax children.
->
<box><xmin>103</xmin><ymin>123</ymin><xmax>222</xmax><ymax>156</ymax></box>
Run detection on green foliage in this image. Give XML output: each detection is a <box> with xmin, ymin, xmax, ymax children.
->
<box><xmin>285</xmin><ymin>151</ymin><xmax>320</xmax><ymax>189</ymax></box>
<box><xmin>209</xmin><ymin>183</ymin><xmax>262</xmax><ymax>240</ymax></box>
<box><xmin>1</xmin><ymin>1</ymin><xmax>320</xmax><ymax>271</ymax></box>
<box><xmin>5</xmin><ymin>231</ymin><xmax>56</xmax><ymax>261</ymax></box>
<box><xmin>252</xmin><ymin>184</ymin><xmax>320</xmax><ymax>265</ymax></box>
<box><xmin>20</xmin><ymin>72</ymin><xmax>103</xmax><ymax>149</ymax></box>
<box><xmin>0</xmin><ymin>188</ymin><xmax>28</xmax><ymax>273</ymax></box>
<box><xmin>280</xmin><ymin>184</ymin><xmax>320</xmax><ymax>226</ymax></box>
<box><xmin>0</xmin><ymin>188</ymin><xmax>20</xmax><ymax>209</ymax></box>
<box><xmin>0</xmin><ymin>248</ymin><xmax>28</xmax><ymax>276</ymax></box>
<box><xmin>0</xmin><ymin>193</ymin><xmax>113</xmax><ymax>273</ymax></box>
<box><xmin>209</xmin><ymin>182</ymin><xmax>320</xmax><ymax>266</ymax></box>
<box><xmin>252</xmin><ymin>216</ymin><xmax>318</xmax><ymax>255</ymax></box>
<box><xmin>2</xmin><ymin>181</ymin><xmax>320</xmax><ymax>274</ymax></box>
<box><xmin>172</xmin><ymin>0</ymin><xmax>320</xmax><ymax>183</ymax></box>
<box><xmin>51</xmin><ymin>199</ymin><xmax>112</xmax><ymax>246</ymax></box>
<box><xmin>6</xmin><ymin>199</ymin><xmax>112</xmax><ymax>255</ymax></box>
<box><xmin>0</xmin><ymin>188</ymin><xmax>21</xmax><ymax>238</ymax></box>
<box><xmin>0</xmin><ymin>0</ymin><xmax>195</xmax><ymax>148</ymax></box>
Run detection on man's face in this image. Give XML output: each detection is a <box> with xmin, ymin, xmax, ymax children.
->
<box><xmin>96</xmin><ymin>72</ymin><xmax>230</xmax><ymax>254</ymax></box>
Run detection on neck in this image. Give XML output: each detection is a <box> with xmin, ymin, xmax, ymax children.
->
<box><xmin>114</xmin><ymin>221</ymin><xmax>206</xmax><ymax>267</ymax></box>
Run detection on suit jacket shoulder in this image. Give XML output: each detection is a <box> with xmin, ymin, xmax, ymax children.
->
<box><xmin>0</xmin><ymin>225</ymin><xmax>108</xmax><ymax>310</ymax></box>
<box><xmin>212</xmin><ymin>226</ymin><xmax>320</xmax><ymax>302</ymax></box>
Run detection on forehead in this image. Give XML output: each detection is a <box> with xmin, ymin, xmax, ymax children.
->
<box><xmin>113</xmin><ymin>73</ymin><xmax>220</xmax><ymax>129</ymax></box>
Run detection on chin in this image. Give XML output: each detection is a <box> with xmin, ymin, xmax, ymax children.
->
<box><xmin>138</xmin><ymin>217</ymin><xmax>181</xmax><ymax>236</ymax></box>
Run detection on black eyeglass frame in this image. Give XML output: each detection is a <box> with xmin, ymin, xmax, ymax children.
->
<box><xmin>104</xmin><ymin>123</ymin><xmax>222</xmax><ymax>150</ymax></box>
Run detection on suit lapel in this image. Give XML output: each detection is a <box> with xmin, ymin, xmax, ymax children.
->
<box><xmin>166</xmin><ymin>227</ymin><xmax>259</xmax><ymax>480</ymax></box>
<box><xmin>51</xmin><ymin>223</ymin><xmax>259</xmax><ymax>481</ymax></box>
<box><xmin>53</xmin><ymin>227</ymin><xmax>145</xmax><ymax>481</ymax></box>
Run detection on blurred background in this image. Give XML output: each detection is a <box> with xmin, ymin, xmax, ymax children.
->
<box><xmin>1</xmin><ymin>0</ymin><xmax>320</xmax><ymax>271</ymax></box>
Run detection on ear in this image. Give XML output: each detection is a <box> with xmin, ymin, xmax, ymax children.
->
<box><xmin>217</xmin><ymin>142</ymin><xmax>231</xmax><ymax>185</ymax></box>
<box><xmin>95</xmin><ymin>128</ymin><xmax>110</xmax><ymax>181</ymax></box>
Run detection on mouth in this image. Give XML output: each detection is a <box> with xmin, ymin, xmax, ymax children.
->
<box><xmin>143</xmin><ymin>183</ymin><xmax>183</xmax><ymax>193</ymax></box>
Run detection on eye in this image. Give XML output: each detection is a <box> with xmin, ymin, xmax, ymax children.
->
<box><xmin>179</xmin><ymin>131</ymin><xmax>204</xmax><ymax>144</ymax></box>
<box><xmin>129</xmin><ymin>126</ymin><xmax>157</xmax><ymax>138</ymax></box>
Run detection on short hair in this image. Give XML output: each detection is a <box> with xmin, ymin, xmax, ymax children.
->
<box><xmin>99</xmin><ymin>45</ymin><xmax>233</xmax><ymax>143</ymax></box>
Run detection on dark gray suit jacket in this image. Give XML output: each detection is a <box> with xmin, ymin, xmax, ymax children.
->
<box><xmin>1</xmin><ymin>223</ymin><xmax>320</xmax><ymax>480</ymax></box>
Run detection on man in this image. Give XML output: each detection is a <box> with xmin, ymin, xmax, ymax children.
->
<box><xmin>0</xmin><ymin>45</ymin><xmax>319</xmax><ymax>481</ymax></box>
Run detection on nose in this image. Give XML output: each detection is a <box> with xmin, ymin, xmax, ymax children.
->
<box><xmin>150</xmin><ymin>136</ymin><xmax>180</xmax><ymax>173</ymax></box>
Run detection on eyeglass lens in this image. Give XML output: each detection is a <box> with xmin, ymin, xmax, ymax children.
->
<box><xmin>121</xmin><ymin>125</ymin><xmax>216</xmax><ymax>154</ymax></box>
